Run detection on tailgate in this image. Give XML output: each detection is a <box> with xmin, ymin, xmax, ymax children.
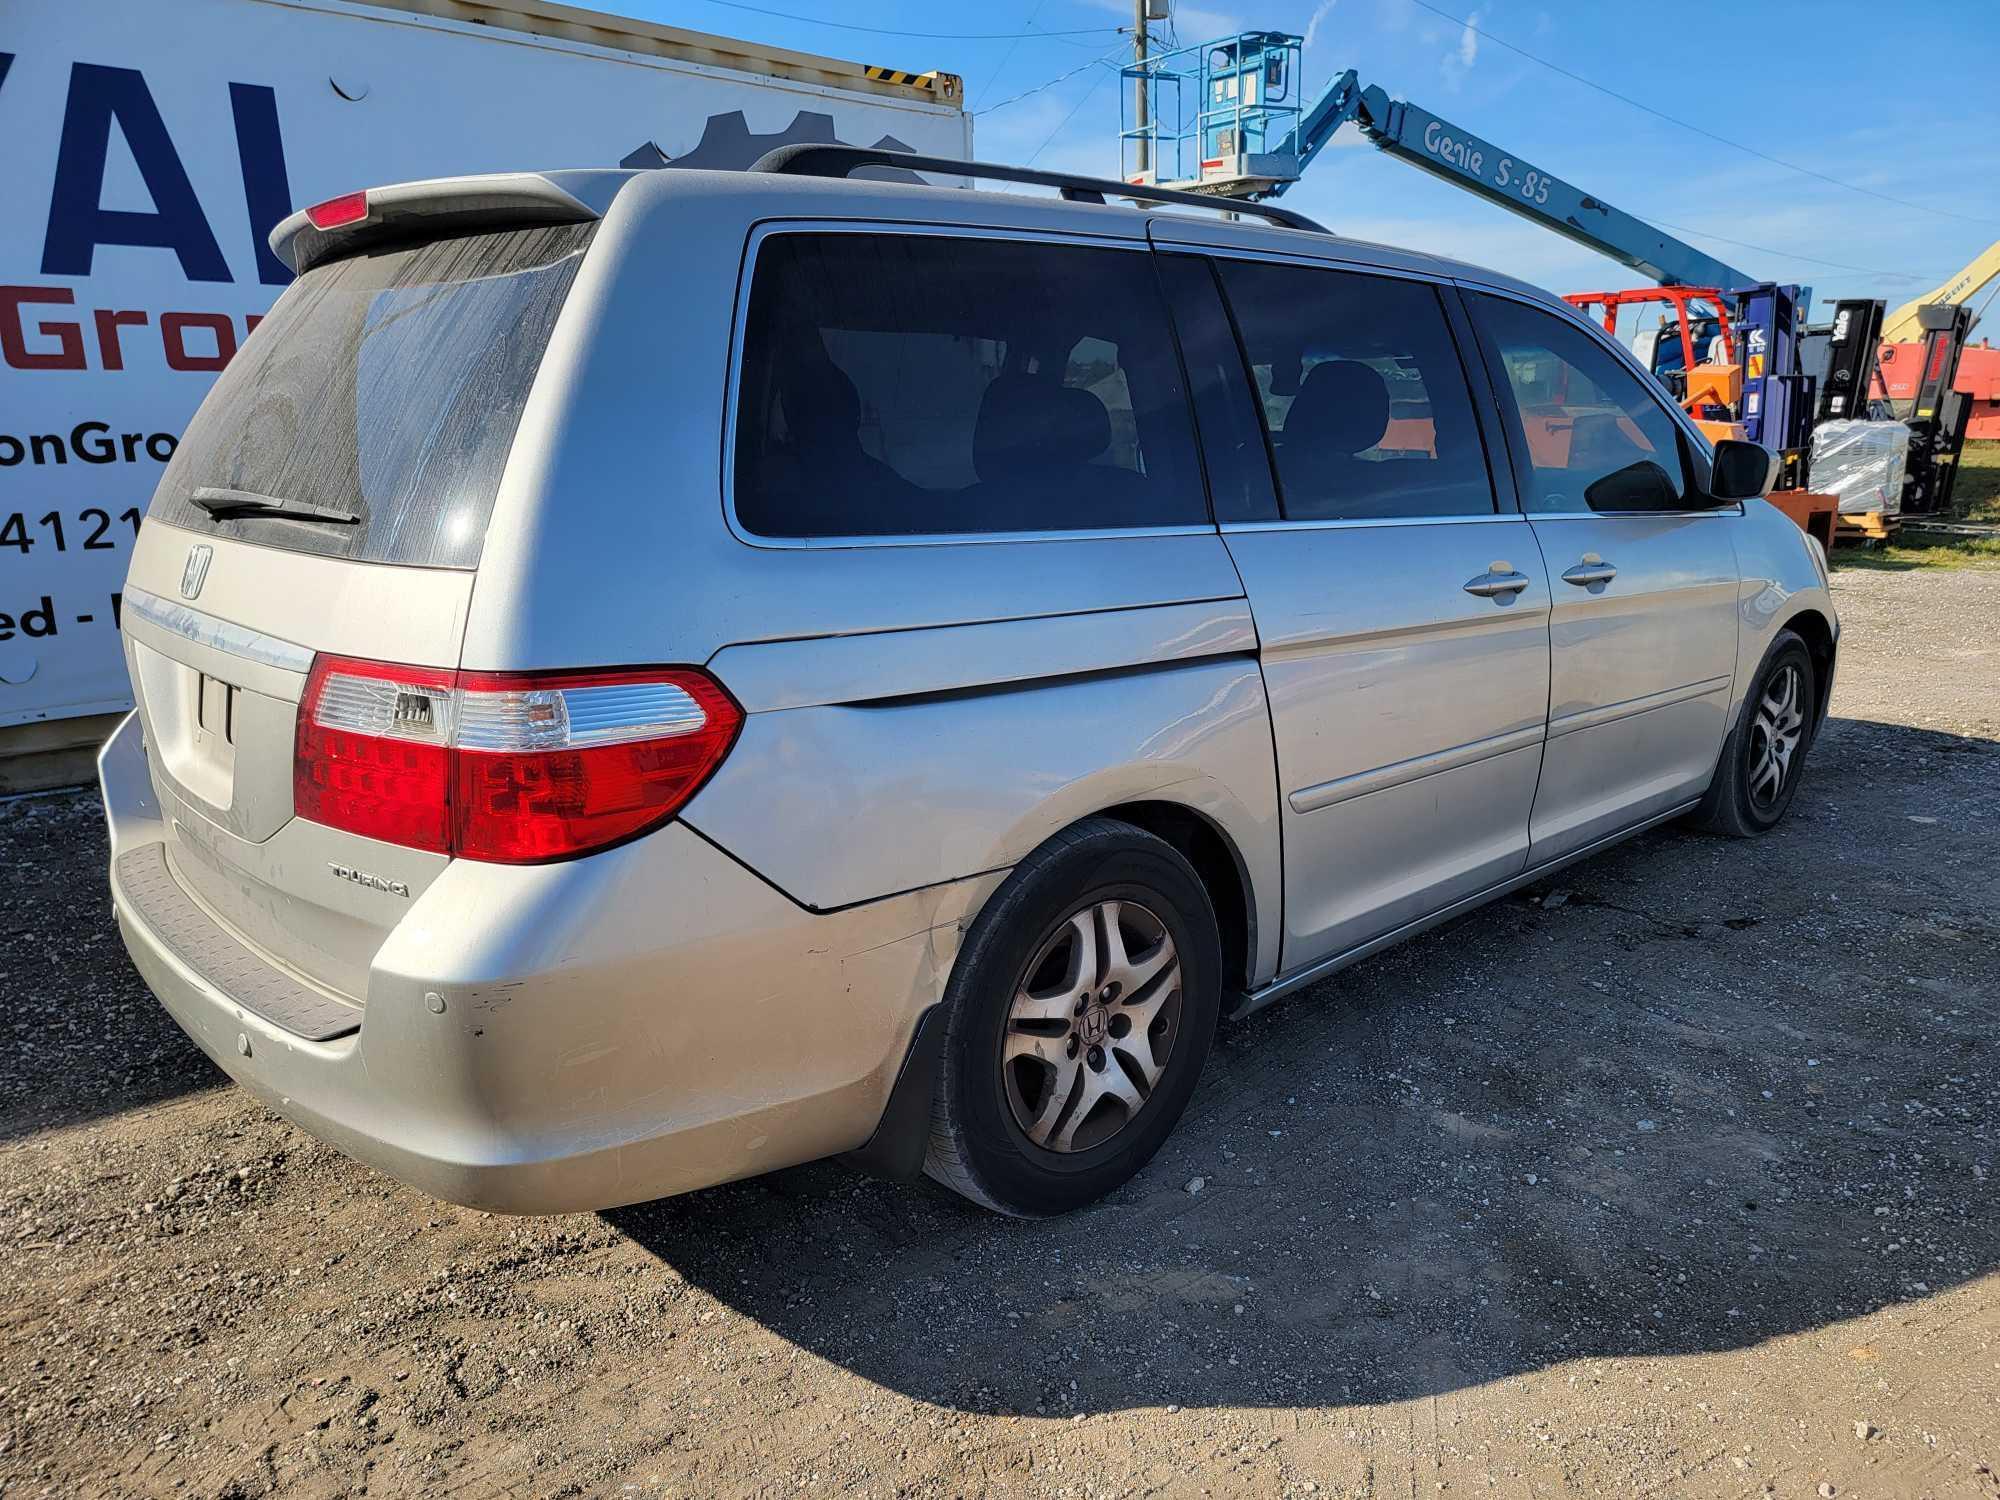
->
<box><xmin>120</xmin><ymin>532</ymin><xmax>471</xmax><ymax>1002</ymax></box>
<box><xmin>117</xmin><ymin>212</ymin><xmax>599</xmax><ymax>1007</ymax></box>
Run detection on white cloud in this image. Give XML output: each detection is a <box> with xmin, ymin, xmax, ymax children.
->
<box><xmin>1439</xmin><ymin>5</ymin><xmax>1485</xmax><ymax>92</ymax></box>
<box><xmin>1303</xmin><ymin>0</ymin><xmax>1338</xmax><ymax>51</ymax></box>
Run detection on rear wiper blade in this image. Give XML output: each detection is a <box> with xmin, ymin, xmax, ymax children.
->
<box><xmin>189</xmin><ymin>486</ymin><xmax>361</xmax><ymax>525</ymax></box>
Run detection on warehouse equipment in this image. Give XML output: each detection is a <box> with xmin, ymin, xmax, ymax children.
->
<box><xmin>1116</xmin><ymin>27</ymin><xmax>1982</xmax><ymax>526</ymax></box>
<box><xmin>1564</xmin><ymin>286</ymin><xmax>1741</xmax><ymax>439</ymax></box>
<box><xmin>1881</xmin><ymin>239</ymin><xmax>2000</xmax><ymax>344</ymax></box>
<box><xmin>1952</xmin><ymin>340</ymin><xmax>2000</xmax><ymax>441</ymax></box>
<box><xmin>1875</xmin><ymin>239</ymin><xmax>1997</xmax><ymax>458</ymax></box>
<box><xmin>1800</xmin><ymin>298</ymin><xmax>1886</xmax><ymax>425</ymax></box>
<box><xmin>1119</xmin><ymin>33</ymin><xmax>1825</xmax><ymax>467</ymax></box>
<box><xmin>1894</xmin><ymin>303</ymin><xmax>1976</xmax><ymax>514</ymax></box>
<box><xmin>1121</xmin><ymin>33</ymin><xmax>1754</xmax><ymax>289</ymax></box>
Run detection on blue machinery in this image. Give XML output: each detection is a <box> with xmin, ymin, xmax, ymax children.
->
<box><xmin>1119</xmin><ymin>31</ymin><xmax>1813</xmax><ymax>453</ymax></box>
<box><xmin>1119</xmin><ymin>32</ymin><xmax>1754</xmax><ymax>288</ymax></box>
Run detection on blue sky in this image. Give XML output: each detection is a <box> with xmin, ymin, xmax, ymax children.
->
<box><xmin>634</xmin><ymin>0</ymin><xmax>2000</xmax><ymax>311</ymax></box>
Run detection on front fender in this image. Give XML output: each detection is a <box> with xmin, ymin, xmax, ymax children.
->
<box><xmin>1728</xmin><ymin>499</ymin><xmax>1839</xmax><ymax>727</ymax></box>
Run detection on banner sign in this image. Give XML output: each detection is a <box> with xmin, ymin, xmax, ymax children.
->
<box><xmin>1</xmin><ymin>0</ymin><xmax>968</xmax><ymax>727</ymax></box>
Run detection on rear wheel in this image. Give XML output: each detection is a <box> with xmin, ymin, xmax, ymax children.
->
<box><xmin>924</xmin><ymin>819</ymin><xmax>1222</xmax><ymax>1216</ymax></box>
<box><xmin>1692</xmin><ymin>630</ymin><xmax>1816</xmax><ymax>837</ymax></box>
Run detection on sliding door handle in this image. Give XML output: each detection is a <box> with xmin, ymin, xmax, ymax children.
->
<box><xmin>1463</xmin><ymin>569</ymin><xmax>1532</xmax><ymax>598</ymax></box>
<box><xmin>1562</xmin><ymin>559</ymin><xmax>1618</xmax><ymax>588</ymax></box>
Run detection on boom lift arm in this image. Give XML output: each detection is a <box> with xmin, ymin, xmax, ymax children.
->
<box><xmin>1280</xmin><ymin>72</ymin><xmax>1755</xmax><ymax>288</ymax></box>
<box><xmin>1127</xmin><ymin>37</ymin><xmax>1754</xmax><ymax>289</ymax></box>
<box><xmin>1880</xmin><ymin>237</ymin><xmax>2000</xmax><ymax>342</ymax></box>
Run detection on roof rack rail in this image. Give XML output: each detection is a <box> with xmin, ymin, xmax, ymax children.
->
<box><xmin>746</xmin><ymin>143</ymin><xmax>1329</xmax><ymax>235</ymax></box>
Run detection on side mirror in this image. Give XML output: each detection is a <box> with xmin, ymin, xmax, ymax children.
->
<box><xmin>1584</xmin><ymin>459</ymin><xmax>1682</xmax><ymax>512</ymax></box>
<box><xmin>1709</xmin><ymin>438</ymin><xmax>1778</xmax><ymax>501</ymax></box>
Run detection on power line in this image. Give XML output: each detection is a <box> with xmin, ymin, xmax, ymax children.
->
<box><xmin>971</xmin><ymin>0</ymin><xmax>1051</xmax><ymax>109</ymax></box>
<box><xmin>1403</xmin><ymin>0</ymin><xmax>2000</xmax><ymax>231</ymax></box>
<box><xmin>679</xmin><ymin>0</ymin><xmax>1123</xmax><ymax>43</ymax></box>
<box><xmin>1644</xmin><ymin>215</ymin><xmax>1945</xmax><ymax>283</ymax></box>
<box><xmin>1032</xmin><ymin>54</ymin><xmax>1128</xmax><ymax>164</ymax></box>
<box><xmin>975</xmin><ymin>49</ymin><xmax>1121</xmax><ymax>118</ymax></box>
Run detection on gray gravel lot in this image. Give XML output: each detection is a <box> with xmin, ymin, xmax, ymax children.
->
<box><xmin>1</xmin><ymin>563</ymin><xmax>1996</xmax><ymax>1499</ymax></box>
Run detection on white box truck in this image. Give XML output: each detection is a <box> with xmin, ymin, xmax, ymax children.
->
<box><xmin>0</xmin><ymin>0</ymin><xmax>969</xmax><ymax>784</ymax></box>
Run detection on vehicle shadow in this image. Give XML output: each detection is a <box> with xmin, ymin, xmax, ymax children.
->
<box><xmin>0</xmin><ymin>788</ymin><xmax>224</xmax><ymax>1145</ymax></box>
<box><xmin>607</xmin><ymin>714</ymin><xmax>1998</xmax><ymax>1413</ymax></box>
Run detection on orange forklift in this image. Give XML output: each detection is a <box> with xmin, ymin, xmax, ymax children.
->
<box><xmin>1565</xmin><ymin>286</ymin><xmax>1746</xmax><ymax>443</ymax></box>
<box><xmin>1565</xmin><ymin>285</ymin><xmax>1837</xmax><ymax>548</ymax></box>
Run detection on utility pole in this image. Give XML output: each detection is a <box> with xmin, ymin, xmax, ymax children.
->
<box><xmin>1134</xmin><ymin>0</ymin><xmax>1150</xmax><ymax>176</ymax></box>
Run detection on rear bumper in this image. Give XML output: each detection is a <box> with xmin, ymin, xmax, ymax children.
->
<box><xmin>100</xmin><ymin>712</ymin><xmax>991</xmax><ymax>1213</ymax></box>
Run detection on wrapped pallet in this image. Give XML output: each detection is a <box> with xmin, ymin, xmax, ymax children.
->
<box><xmin>1807</xmin><ymin>419</ymin><xmax>1910</xmax><ymax>515</ymax></box>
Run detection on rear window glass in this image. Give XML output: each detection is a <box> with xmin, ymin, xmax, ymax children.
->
<box><xmin>150</xmin><ymin>222</ymin><xmax>594</xmax><ymax>569</ymax></box>
<box><xmin>733</xmin><ymin>233</ymin><xmax>1207</xmax><ymax>538</ymax></box>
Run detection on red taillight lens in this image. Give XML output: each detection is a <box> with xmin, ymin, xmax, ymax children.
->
<box><xmin>296</xmin><ymin>655</ymin><xmax>455</xmax><ymax>853</ymax></box>
<box><xmin>293</xmin><ymin>658</ymin><xmax>741</xmax><ymax>864</ymax></box>
<box><xmin>304</xmin><ymin>191</ymin><xmax>370</xmax><ymax>230</ymax></box>
<box><xmin>451</xmin><ymin>668</ymin><xmax>741</xmax><ymax>863</ymax></box>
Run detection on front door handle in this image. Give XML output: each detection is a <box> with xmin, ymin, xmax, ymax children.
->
<box><xmin>1463</xmin><ymin>569</ymin><xmax>1532</xmax><ymax>599</ymax></box>
<box><xmin>1562</xmin><ymin>558</ymin><xmax>1618</xmax><ymax>588</ymax></box>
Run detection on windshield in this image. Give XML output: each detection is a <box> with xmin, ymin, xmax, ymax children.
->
<box><xmin>150</xmin><ymin>221</ymin><xmax>594</xmax><ymax>569</ymax></box>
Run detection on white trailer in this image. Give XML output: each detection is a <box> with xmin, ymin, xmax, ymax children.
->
<box><xmin>0</xmin><ymin>0</ymin><xmax>969</xmax><ymax>784</ymax></box>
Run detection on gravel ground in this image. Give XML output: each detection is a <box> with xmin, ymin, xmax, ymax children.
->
<box><xmin>1</xmin><ymin>565</ymin><xmax>1996</xmax><ymax>1500</ymax></box>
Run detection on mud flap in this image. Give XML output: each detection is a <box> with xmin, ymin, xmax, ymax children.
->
<box><xmin>840</xmin><ymin>1003</ymin><xmax>946</xmax><ymax>1180</ymax></box>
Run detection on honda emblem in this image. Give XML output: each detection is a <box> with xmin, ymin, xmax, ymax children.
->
<box><xmin>180</xmin><ymin>544</ymin><xmax>213</xmax><ymax>600</ymax></box>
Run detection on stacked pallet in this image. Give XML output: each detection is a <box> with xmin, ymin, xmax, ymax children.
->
<box><xmin>1834</xmin><ymin>509</ymin><xmax>1901</xmax><ymax>545</ymax></box>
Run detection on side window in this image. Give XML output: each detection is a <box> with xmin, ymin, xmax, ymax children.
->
<box><xmin>1155</xmin><ymin>253</ymin><xmax>1280</xmax><ymax>524</ymax></box>
<box><xmin>1215</xmin><ymin>261</ymin><xmax>1496</xmax><ymax>521</ymax></box>
<box><xmin>733</xmin><ymin>234</ymin><xmax>1206</xmax><ymax>538</ymax></box>
<box><xmin>1470</xmin><ymin>292</ymin><xmax>1693</xmax><ymax>514</ymax></box>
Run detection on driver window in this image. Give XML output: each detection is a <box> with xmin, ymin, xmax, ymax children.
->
<box><xmin>1471</xmin><ymin>293</ymin><xmax>1694</xmax><ymax>514</ymax></box>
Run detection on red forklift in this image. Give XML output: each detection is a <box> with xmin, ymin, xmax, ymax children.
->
<box><xmin>1564</xmin><ymin>286</ymin><xmax>1743</xmax><ymax>442</ymax></box>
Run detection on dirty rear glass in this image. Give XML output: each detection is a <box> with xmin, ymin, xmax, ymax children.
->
<box><xmin>150</xmin><ymin>222</ymin><xmax>595</xmax><ymax>569</ymax></box>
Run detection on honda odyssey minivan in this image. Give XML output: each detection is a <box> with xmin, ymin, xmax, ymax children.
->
<box><xmin>101</xmin><ymin>149</ymin><xmax>1834</xmax><ymax>1216</ymax></box>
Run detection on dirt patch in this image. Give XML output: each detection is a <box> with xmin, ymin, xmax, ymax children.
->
<box><xmin>2</xmin><ymin>565</ymin><xmax>1996</xmax><ymax>1499</ymax></box>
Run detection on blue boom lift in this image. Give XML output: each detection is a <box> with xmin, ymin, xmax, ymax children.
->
<box><xmin>1120</xmin><ymin>32</ymin><xmax>1815</xmax><ymax>462</ymax></box>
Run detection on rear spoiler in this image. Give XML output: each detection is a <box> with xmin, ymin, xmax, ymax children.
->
<box><xmin>269</xmin><ymin>171</ymin><xmax>621</xmax><ymax>275</ymax></box>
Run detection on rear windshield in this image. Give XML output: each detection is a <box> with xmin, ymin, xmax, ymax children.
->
<box><xmin>151</xmin><ymin>222</ymin><xmax>594</xmax><ymax>569</ymax></box>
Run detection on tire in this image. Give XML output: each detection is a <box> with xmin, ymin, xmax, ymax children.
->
<box><xmin>924</xmin><ymin>818</ymin><xmax>1223</xmax><ymax>1216</ymax></box>
<box><xmin>1691</xmin><ymin>630</ymin><xmax>1817</xmax><ymax>837</ymax></box>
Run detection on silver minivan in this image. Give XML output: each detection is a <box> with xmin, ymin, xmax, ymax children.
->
<box><xmin>100</xmin><ymin>150</ymin><xmax>1835</xmax><ymax>1217</ymax></box>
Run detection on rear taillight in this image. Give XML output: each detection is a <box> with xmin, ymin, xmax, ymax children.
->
<box><xmin>294</xmin><ymin>657</ymin><xmax>741</xmax><ymax>864</ymax></box>
<box><xmin>296</xmin><ymin>655</ymin><xmax>456</xmax><ymax>853</ymax></box>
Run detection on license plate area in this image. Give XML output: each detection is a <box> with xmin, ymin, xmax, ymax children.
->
<box><xmin>130</xmin><ymin>644</ymin><xmax>235</xmax><ymax>813</ymax></box>
<box><xmin>195</xmin><ymin>672</ymin><xmax>239</xmax><ymax>763</ymax></box>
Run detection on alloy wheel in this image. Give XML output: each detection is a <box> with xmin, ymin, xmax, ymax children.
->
<box><xmin>1748</xmin><ymin>662</ymin><xmax>1806</xmax><ymax>809</ymax></box>
<box><xmin>1001</xmin><ymin>898</ymin><xmax>1183</xmax><ymax>1154</ymax></box>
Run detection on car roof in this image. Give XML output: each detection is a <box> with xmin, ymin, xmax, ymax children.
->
<box><xmin>296</xmin><ymin>163</ymin><xmax>1560</xmax><ymax>311</ymax></box>
<box><xmin>619</xmin><ymin>165</ymin><xmax>1559</xmax><ymax>305</ymax></box>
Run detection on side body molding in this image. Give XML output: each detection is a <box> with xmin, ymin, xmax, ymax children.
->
<box><xmin>709</xmin><ymin>599</ymin><xmax>1255</xmax><ymax>712</ymax></box>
